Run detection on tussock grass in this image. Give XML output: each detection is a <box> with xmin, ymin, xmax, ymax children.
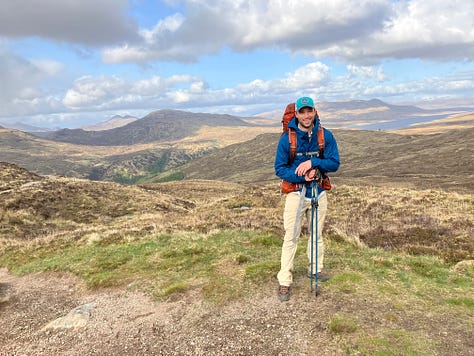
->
<box><xmin>328</xmin><ymin>184</ymin><xmax>474</xmax><ymax>263</ymax></box>
<box><xmin>2</xmin><ymin>228</ymin><xmax>472</xmax><ymax>307</ymax></box>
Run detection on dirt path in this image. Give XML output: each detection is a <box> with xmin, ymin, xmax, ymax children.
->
<box><xmin>0</xmin><ymin>268</ymin><xmax>344</xmax><ymax>355</ymax></box>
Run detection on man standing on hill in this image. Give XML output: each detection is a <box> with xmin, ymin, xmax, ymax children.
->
<box><xmin>274</xmin><ymin>96</ymin><xmax>340</xmax><ymax>302</ymax></box>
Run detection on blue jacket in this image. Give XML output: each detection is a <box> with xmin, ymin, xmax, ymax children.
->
<box><xmin>274</xmin><ymin>116</ymin><xmax>340</xmax><ymax>197</ymax></box>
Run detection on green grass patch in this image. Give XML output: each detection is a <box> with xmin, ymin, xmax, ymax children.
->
<box><xmin>330</xmin><ymin>271</ymin><xmax>364</xmax><ymax>294</ymax></box>
<box><xmin>152</xmin><ymin>171</ymin><xmax>185</xmax><ymax>183</ymax></box>
<box><xmin>0</xmin><ymin>229</ymin><xmax>282</xmax><ymax>303</ymax></box>
<box><xmin>328</xmin><ymin>313</ymin><xmax>358</xmax><ymax>334</ymax></box>
<box><xmin>245</xmin><ymin>261</ymin><xmax>279</xmax><ymax>281</ymax></box>
<box><xmin>235</xmin><ymin>253</ymin><xmax>250</xmax><ymax>264</ymax></box>
<box><xmin>1</xmin><ymin>230</ymin><xmax>473</xmax><ymax>314</ymax></box>
<box><xmin>446</xmin><ymin>297</ymin><xmax>474</xmax><ymax>309</ymax></box>
<box><xmin>356</xmin><ymin>329</ymin><xmax>436</xmax><ymax>356</ymax></box>
<box><xmin>250</xmin><ymin>234</ymin><xmax>281</xmax><ymax>247</ymax></box>
<box><xmin>158</xmin><ymin>281</ymin><xmax>190</xmax><ymax>298</ymax></box>
<box><xmin>324</xmin><ymin>239</ymin><xmax>474</xmax><ymax>319</ymax></box>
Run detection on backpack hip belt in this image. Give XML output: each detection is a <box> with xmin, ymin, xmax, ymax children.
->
<box><xmin>280</xmin><ymin>180</ymin><xmax>302</xmax><ymax>194</ymax></box>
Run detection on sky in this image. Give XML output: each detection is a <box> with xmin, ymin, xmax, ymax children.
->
<box><xmin>1</xmin><ymin>0</ymin><xmax>474</xmax><ymax>129</ymax></box>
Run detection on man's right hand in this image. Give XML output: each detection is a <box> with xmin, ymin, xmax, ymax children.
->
<box><xmin>295</xmin><ymin>160</ymin><xmax>312</xmax><ymax>176</ymax></box>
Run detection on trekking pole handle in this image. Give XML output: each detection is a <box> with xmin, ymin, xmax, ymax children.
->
<box><xmin>304</xmin><ymin>168</ymin><xmax>321</xmax><ymax>182</ymax></box>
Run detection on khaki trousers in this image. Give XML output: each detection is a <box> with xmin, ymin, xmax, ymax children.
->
<box><xmin>277</xmin><ymin>191</ymin><xmax>328</xmax><ymax>287</ymax></box>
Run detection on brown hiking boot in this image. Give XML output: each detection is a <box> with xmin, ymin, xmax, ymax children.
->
<box><xmin>278</xmin><ymin>285</ymin><xmax>291</xmax><ymax>302</ymax></box>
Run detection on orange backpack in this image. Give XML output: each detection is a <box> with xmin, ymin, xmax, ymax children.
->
<box><xmin>280</xmin><ymin>102</ymin><xmax>331</xmax><ymax>193</ymax></box>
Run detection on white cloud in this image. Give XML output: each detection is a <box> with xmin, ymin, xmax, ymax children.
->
<box><xmin>337</xmin><ymin>71</ymin><xmax>474</xmax><ymax>103</ymax></box>
<box><xmin>140</xmin><ymin>14</ymin><xmax>185</xmax><ymax>44</ymax></box>
<box><xmin>101</xmin><ymin>0</ymin><xmax>474</xmax><ymax>65</ymax></box>
<box><xmin>30</xmin><ymin>59</ymin><xmax>64</xmax><ymax>76</ymax></box>
<box><xmin>168</xmin><ymin>90</ymin><xmax>191</xmax><ymax>103</ymax></box>
<box><xmin>55</xmin><ymin>61</ymin><xmax>330</xmax><ymax>118</ymax></box>
<box><xmin>0</xmin><ymin>50</ymin><xmax>64</xmax><ymax>116</ymax></box>
<box><xmin>1</xmin><ymin>0</ymin><xmax>474</xmax><ymax>129</ymax></box>
<box><xmin>3</xmin><ymin>54</ymin><xmax>474</xmax><ymax>127</ymax></box>
<box><xmin>189</xmin><ymin>81</ymin><xmax>208</xmax><ymax>94</ymax></box>
<box><xmin>2</xmin><ymin>0</ymin><xmax>473</xmax><ymax>65</ymax></box>
<box><xmin>63</xmin><ymin>76</ymin><xmax>122</xmax><ymax>108</ymax></box>
<box><xmin>310</xmin><ymin>0</ymin><xmax>474</xmax><ymax>62</ymax></box>
<box><xmin>237</xmin><ymin>62</ymin><xmax>330</xmax><ymax>94</ymax></box>
<box><xmin>382</xmin><ymin>1</ymin><xmax>473</xmax><ymax>45</ymax></box>
<box><xmin>283</xmin><ymin>62</ymin><xmax>331</xmax><ymax>89</ymax></box>
<box><xmin>103</xmin><ymin>1</ymin><xmax>238</xmax><ymax>63</ymax></box>
<box><xmin>347</xmin><ymin>65</ymin><xmax>386</xmax><ymax>82</ymax></box>
<box><xmin>0</xmin><ymin>0</ymin><xmax>139</xmax><ymax>46</ymax></box>
<box><xmin>62</xmin><ymin>73</ymin><xmax>206</xmax><ymax>110</ymax></box>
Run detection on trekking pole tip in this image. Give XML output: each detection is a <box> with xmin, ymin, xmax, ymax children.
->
<box><xmin>315</xmin><ymin>287</ymin><xmax>321</xmax><ymax>297</ymax></box>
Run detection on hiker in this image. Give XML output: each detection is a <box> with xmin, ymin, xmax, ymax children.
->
<box><xmin>274</xmin><ymin>96</ymin><xmax>340</xmax><ymax>302</ymax></box>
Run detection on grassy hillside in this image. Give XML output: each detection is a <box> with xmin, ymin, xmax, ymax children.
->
<box><xmin>153</xmin><ymin>127</ymin><xmax>474</xmax><ymax>193</ymax></box>
<box><xmin>0</xmin><ymin>125</ymin><xmax>278</xmax><ymax>182</ymax></box>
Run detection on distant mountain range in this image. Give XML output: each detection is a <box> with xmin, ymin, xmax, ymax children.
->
<box><xmin>1</xmin><ymin>98</ymin><xmax>471</xmax><ymax>135</ymax></box>
<box><xmin>35</xmin><ymin>109</ymin><xmax>256</xmax><ymax>146</ymax></box>
<box><xmin>21</xmin><ymin>98</ymin><xmax>470</xmax><ymax>146</ymax></box>
<box><xmin>0</xmin><ymin>115</ymin><xmax>137</xmax><ymax>133</ymax></box>
<box><xmin>0</xmin><ymin>122</ymin><xmax>55</xmax><ymax>132</ymax></box>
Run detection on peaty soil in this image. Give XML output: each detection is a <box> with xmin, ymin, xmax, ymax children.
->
<box><xmin>0</xmin><ymin>268</ymin><xmax>472</xmax><ymax>356</ymax></box>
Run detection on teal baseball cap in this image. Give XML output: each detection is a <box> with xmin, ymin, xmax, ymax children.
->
<box><xmin>295</xmin><ymin>96</ymin><xmax>315</xmax><ymax>111</ymax></box>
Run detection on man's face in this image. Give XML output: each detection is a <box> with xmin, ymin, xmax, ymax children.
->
<box><xmin>296</xmin><ymin>107</ymin><xmax>316</xmax><ymax>129</ymax></box>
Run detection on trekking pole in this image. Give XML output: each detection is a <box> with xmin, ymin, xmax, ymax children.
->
<box><xmin>310</xmin><ymin>178</ymin><xmax>320</xmax><ymax>297</ymax></box>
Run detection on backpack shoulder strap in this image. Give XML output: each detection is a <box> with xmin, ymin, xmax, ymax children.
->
<box><xmin>288</xmin><ymin>128</ymin><xmax>297</xmax><ymax>162</ymax></box>
<box><xmin>317</xmin><ymin>125</ymin><xmax>325</xmax><ymax>153</ymax></box>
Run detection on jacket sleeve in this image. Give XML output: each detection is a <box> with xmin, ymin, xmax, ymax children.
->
<box><xmin>274</xmin><ymin>133</ymin><xmax>307</xmax><ymax>183</ymax></box>
<box><xmin>310</xmin><ymin>129</ymin><xmax>340</xmax><ymax>173</ymax></box>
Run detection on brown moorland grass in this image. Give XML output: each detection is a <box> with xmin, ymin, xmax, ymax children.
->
<box><xmin>1</xmin><ymin>162</ymin><xmax>472</xmax><ymax>263</ymax></box>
